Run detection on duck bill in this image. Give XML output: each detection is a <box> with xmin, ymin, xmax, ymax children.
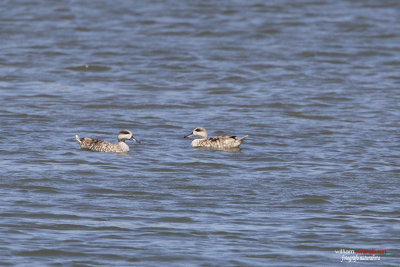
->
<box><xmin>131</xmin><ymin>136</ymin><xmax>140</xmax><ymax>143</ymax></box>
<box><xmin>184</xmin><ymin>133</ymin><xmax>194</xmax><ymax>138</ymax></box>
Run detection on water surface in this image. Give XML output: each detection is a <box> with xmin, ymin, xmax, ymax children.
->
<box><xmin>1</xmin><ymin>0</ymin><xmax>399</xmax><ymax>266</ymax></box>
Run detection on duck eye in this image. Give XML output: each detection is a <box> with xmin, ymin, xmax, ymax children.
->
<box><xmin>195</xmin><ymin>129</ymin><xmax>200</xmax><ymax>132</ymax></box>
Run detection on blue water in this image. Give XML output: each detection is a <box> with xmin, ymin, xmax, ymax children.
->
<box><xmin>1</xmin><ymin>0</ymin><xmax>399</xmax><ymax>266</ymax></box>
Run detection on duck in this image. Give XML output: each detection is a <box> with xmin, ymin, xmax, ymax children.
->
<box><xmin>184</xmin><ymin>127</ymin><xmax>248</xmax><ymax>149</ymax></box>
<box><xmin>75</xmin><ymin>130</ymin><xmax>139</xmax><ymax>153</ymax></box>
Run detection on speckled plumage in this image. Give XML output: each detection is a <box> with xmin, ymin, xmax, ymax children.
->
<box><xmin>75</xmin><ymin>130</ymin><xmax>139</xmax><ymax>153</ymax></box>
<box><xmin>185</xmin><ymin>127</ymin><xmax>248</xmax><ymax>150</ymax></box>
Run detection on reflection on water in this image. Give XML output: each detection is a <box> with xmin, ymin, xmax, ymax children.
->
<box><xmin>193</xmin><ymin>147</ymin><xmax>242</xmax><ymax>153</ymax></box>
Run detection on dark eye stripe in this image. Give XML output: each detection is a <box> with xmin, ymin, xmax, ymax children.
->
<box><xmin>120</xmin><ymin>130</ymin><xmax>130</xmax><ymax>134</ymax></box>
<box><xmin>195</xmin><ymin>129</ymin><xmax>201</xmax><ymax>132</ymax></box>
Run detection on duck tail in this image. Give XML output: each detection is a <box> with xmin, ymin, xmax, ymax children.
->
<box><xmin>239</xmin><ymin>135</ymin><xmax>248</xmax><ymax>142</ymax></box>
<box><xmin>75</xmin><ymin>135</ymin><xmax>83</xmax><ymax>144</ymax></box>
